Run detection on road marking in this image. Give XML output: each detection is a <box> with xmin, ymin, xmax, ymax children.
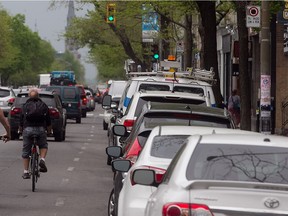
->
<box><xmin>74</xmin><ymin>158</ymin><xmax>80</xmax><ymax>162</ymax></box>
<box><xmin>55</xmin><ymin>197</ymin><xmax>65</xmax><ymax>207</ymax></box>
<box><xmin>92</xmin><ymin>125</ymin><xmax>95</xmax><ymax>128</ymax></box>
<box><xmin>81</xmin><ymin>146</ymin><xmax>87</xmax><ymax>150</ymax></box>
<box><xmin>90</xmin><ymin>134</ymin><xmax>94</xmax><ymax>137</ymax></box>
<box><xmin>79</xmin><ymin>151</ymin><xmax>84</xmax><ymax>154</ymax></box>
<box><xmin>87</xmin><ymin>139</ymin><xmax>92</xmax><ymax>141</ymax></box>
<box><xmin>84</xmin><ymin>143</ymin><xmax>89</xmax><ymax>146</ymax></box>
<box><xmin>61</xmin><ymin>178</ymin><xmax>69</xmax><ymax>185</ymax></box>
<box><xmin>87</xmin><ymin>113</ymin><xmax>94</xmax><ymax>117</ymax></box>
<box><xmin>67</xmin><ymin>167</ymin><xmax>74</xmax><ymax>172</ymax></box>
<box><xmin>99</xmin><ymin>114</ymin><xmax>105</xmax><ymax>117</ymax></box>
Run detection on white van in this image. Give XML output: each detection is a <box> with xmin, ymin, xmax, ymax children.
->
<box><xmin>118</xmin><ymin>73</ymin><xmax>216</xmax><ymax>114</ymax></box>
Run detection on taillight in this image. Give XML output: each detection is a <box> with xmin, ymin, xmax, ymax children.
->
<box><xmin>162</xmin><ymin>203</ymin><xmax>213</xmax><ymax>216</ymax></box>
<box><xmin>8</xmin><ymin>98</ymin><xmax>15</xmax><ymax>104</ymax></box>
<box><xmin>123</xmin><ymin>119</ymin><xmax>135</xmax><ymax>131</ymax></box>
<box><xmin>49</xmin><ymin>108</ymin><xmax>60</xmax><ymax>118</ymax></box>
<box><xmin>10</xmin><ymin>107</ymin><xmax>22</xmax><ymax>116</ymax></box>
<box><xmin>82</xmin><ymin>97</ymin><xmax>87</xmax><ymax>105</ymax></box>
<box><xmin>130</xmin><ymin>165</ymin><xmax>166</xmax><ymax>186</ymax></box>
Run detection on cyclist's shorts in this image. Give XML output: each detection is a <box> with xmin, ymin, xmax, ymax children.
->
<box><xmin>22</xmin><ymin>127</ymin><xmax>48</xmax><ymax>158</ymax></box>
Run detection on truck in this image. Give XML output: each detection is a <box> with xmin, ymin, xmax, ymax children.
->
<box><xmin>39</xmin><ymin>74</ymin><xmax>51</xmax><ymax>88</ymax></box>
<box><xmin>50</xmin><ymin>71</ymin><xmax>76</xmax><ymax>86</ymax></box>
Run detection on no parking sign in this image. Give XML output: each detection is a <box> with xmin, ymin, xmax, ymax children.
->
<box><xmin>246</xmin><ymin>6</ymin><xmax>261</xmax><ymax>28</ymax></box>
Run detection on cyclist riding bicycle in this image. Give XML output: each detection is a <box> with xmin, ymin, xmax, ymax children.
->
<box><xmin>19</xmin><ymin>89</ymin><xmax>52</xmax><ymax>179</ymax></box>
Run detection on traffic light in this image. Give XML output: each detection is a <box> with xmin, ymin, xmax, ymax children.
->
<box><xmin>151</xmin><ymin>44</ymin><xmax>159</xmax><ymax>61</ymax></box>
<box><xmin>106</xmin><ymin>3</ymin><xmax>116</xmax><ymax>24</ymax></box>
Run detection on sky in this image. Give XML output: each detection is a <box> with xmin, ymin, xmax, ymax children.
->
<box><xmin>0</xmin><ymin>0</ymin><xmax>98</xmax><ymax>87</ymax></box>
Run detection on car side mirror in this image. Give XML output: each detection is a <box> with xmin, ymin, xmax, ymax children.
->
<box><xmin>102</xmin><ymin>95</ymin><xmax>112</xmax><ymax>109</ymax></box>
<box><xmin>112</xmin><ymin>159</ymin><xmax>131</xmax><ymax>172</ymax></box>
<box><xmin>112</xmin><ymin>125</ymin><xmax>127</xmax><ymax>137</ymax></box>
<box><xmin>132</xmin><ymin>169</ymin><xmax>159</xmax><ymax>187</ymax></box>
<box><xmin>106</xmin><ymin>146</ymin><xmax>123</xmax><ymax>158</ymax></box>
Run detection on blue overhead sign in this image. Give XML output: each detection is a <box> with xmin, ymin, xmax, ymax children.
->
<box><xmin>142</xmin><ymin>5</ymin><xmax>159</xmax><ymax>42</ymax></box>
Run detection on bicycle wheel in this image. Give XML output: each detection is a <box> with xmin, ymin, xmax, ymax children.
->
<box><xmin>31</xmin><ymin>151</ymin><xmax>37</xmax><ymax>192</ymax></box>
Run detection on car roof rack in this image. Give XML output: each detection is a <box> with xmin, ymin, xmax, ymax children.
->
<box><xmin>125</xmin><ymin>69</ymin><xmax>216</xmax><ymax>84</ymax></box>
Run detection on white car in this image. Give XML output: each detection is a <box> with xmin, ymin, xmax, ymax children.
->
<box><xmin>118</xmin><ymin>71</ymin><xmax>216</xmax><ymax>115</ymax></box>
<box><xmin>141</xmin><ymin>133</ymin><xmax>288</xmax><ymax>216</ymax></box>
<box><xmin>118</xmin><ymin>90</ymin><xmax>210</xmax><ymax>131</ymax></box>
<box><xmin>0</xmin><ymin>87</ymin><xmax>16</xmax><ymax>116</ymax></box>
<box><xmin>113</xmin><ymin>126</ymin><xmax>258</xmax><ymax>216</ymax></box>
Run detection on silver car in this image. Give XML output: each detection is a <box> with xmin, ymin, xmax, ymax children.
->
<box><xmin>138</xmin><ymin>133</ymin><xmax>288</xmax><ymax>216</ymax></box>
<box><xmin>0</xmin><ymin>87</ymin><xmax>16</xmax><ymax>116</ymax></box>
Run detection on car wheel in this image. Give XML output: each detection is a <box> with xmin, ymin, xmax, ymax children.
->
<box><xmin>108</xmin><ymin>188</ymin><xmax>116</xmax><ymax>216</ymax></box>
<box><xmin>82</xmin><ymin>110</ymin><xmax>87</xmax><ymax>118</ymax></box>
<box><xmin>11</xmin><ymin>131</ymin><xmax>19</xmax><ymax>140</ymax></box>
<box><xmin>76</xmin><ymin>116</ymin><xmax>81</xmax><ymax>124</ymax></box>
<box><xmin>103</xmin><ymin>120</ymin><xmax>108</xmax><ymax>130</ymax></box>
<box><xmin>54</xmin><ymin>130</ymin><xmax>63</xmax><ymax>142</ymax></box>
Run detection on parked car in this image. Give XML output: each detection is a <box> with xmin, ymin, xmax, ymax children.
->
<box><xmin>112</xmin><ymin>126</ymin><xmax>258</xmax><ymax>216</ymax></box>
<box><xmin>76</xmin><ymin>84</ymin><xmax>87</xmax><ymax>117</ymax></box>
<box><xmin>103</xmin><ymin>80</ymin><xmax>127</xmax><ymax>130</ymax></box>
<box><xmin>142</xmin><ymin>133</ymin><xmax>288</xmax><ymax>216</ymax></box>
<box><xmin>118</xmin><ymin>71</ymin><xmax>216</xmax><ymax>115</ymax></box>
<box><xmin>105</xmin><ymin>102</ymin><xmax>236</xmax><ymax>216</ymax></box>
<box><xmin>8</xmin><ymin>91</ymin><xmax>67</xmax><ymax>141</ymax></box>
<box><xmin>46</xmin><ymin>85</ymin><xmax>82</xmax><ymax>123</ymax></box>
<box><xmin>0</xmin><ymin>87</ymin><xmax>16</xmax><ymax>117</ymax></box>
<box><xmin>94</xmin><ymin>87</ymin><xmax>102</xmax><ymax>104</ymax></box>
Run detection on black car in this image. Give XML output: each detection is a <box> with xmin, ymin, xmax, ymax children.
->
<box><xmin>106</xmin><ymin>102</ymin><xmax>236</xmax><ymax>216</ymax></box>
<box><xmin>8</xmin><ymin>91</ymin><xmax>67</xmax><ymax>141</ymax></box>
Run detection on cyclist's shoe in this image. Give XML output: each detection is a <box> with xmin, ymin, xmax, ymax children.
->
<box><xmin>39</xmin><ymin>159</ymin><xmax>48</xmax><ymax>173</ymax></box>
<box><xmin>22</xmin><ymin>173</ymin><xmax>31</xmax><ymax>179</ymax></box>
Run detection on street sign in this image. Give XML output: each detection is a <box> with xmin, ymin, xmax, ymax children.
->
<box><xmin>246</xmin><ymin>6</ymin><xmax>261</xmax><ymax>28</ymax></box>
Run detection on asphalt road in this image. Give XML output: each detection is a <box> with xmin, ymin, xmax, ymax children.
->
<box><xmin>0</xmin><ymin>108</ymin><xmax>113</xmax><ymax>216</ymax></box>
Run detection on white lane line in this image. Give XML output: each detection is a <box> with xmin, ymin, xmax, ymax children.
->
<box><xmin>99</xmin><ymin>114</ymin><xmax>105</xmax><ymax>117</ymax></box>
<box><xmin>92</xmin><ymin>125</ymin><xmax>95</xmax><ymax>128</ymax></box>
<box><xmin>79</xmin><ymin>151</ymin><xmax>84</xmax><ymax>154</ymax></box>
<box><xmin>81</xmin><ymin>146</ymin><xmax>87</xmax><ymax>150</ymax></box>
<box><xmin>61</xmin><ymin>178</ymin><xmax>69</xmax><ymax>185</ymax></box>
<box><xmin>87</xmin><ymin>113</ymin><xmax>94</xmax><ymax>117</ymax></box>
<box><xmin>67</xmin><ymin>167</ymin><xmax>74</xmax><ymax>172</ymax></box>
<box><xmin>87</xmin><ymin>139</ymin><xmax>92</xmax><ymax>141</ymax></box>
<box><xmin>55</xmin><ymin>197</ymin><xmax>65</xmax><ymax>207</ymax></box>
<box><xmin>74</xmin><ymin>158</ymin><xmax>80</xmax><ymax>162</ymax></box>
<box><xmin>90</xmin><ymin>134</ymin><xmax>94</xmax><ymax>137</ymax></box>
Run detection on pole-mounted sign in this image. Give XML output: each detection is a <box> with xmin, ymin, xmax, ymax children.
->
<box><xmin>246</xmin><ymin>6</ymin><xmax>261</xmax><ymax>28</ymax></box>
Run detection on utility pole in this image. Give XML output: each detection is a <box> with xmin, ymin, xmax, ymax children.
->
<box><xmin>260</xmin><ymin>1</ymin><xmax>271</xmax><ymax>134</ymax></box>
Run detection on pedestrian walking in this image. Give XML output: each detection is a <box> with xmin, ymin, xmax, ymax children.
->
<box><xmin>228</xmin><ymin>89</ymin><xmax>241</xmax><ymax>127</ymax></box>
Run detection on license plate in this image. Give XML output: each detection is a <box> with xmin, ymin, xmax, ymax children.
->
<box><xmin>0</xmin><ymin>102</ymin><xmax>4</xmax><ymax>106</ymax></box>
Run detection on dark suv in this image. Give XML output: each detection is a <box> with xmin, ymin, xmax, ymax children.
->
<box><xmin>46</xmin><ymin>86</ymin><xmax>82</xmax><ymax>123</ymax></box>
<box><xmin>8</xmin><ymin>91</ymin><xmax>67</xmax><ymax>141</ymax></box>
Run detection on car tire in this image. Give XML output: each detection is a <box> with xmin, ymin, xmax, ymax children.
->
<box><xmin>108</xmin><ymin>188</ymin><xmax>116</xmax><ymax>216</ymax></box>
<box><xmin>54</xmin><ymin>130</ymin><xmax>63</xmax><ymax>142</ymax></box>
<box><xmin>76</xmin><ymin>116</ymin><xmax>81</xmax><ymax>124</ymax></box>
<box><xmin>82</xmin><ymin>110</ymin><xmax>87</xmax><ymax>118</ymax></box>
<box><xmin>103</xmin><ymin>120</ymin><xmax>108</xmax><ymax>130</ymax></box>
<box><xmin>11</xmin><ymin>131</ymin><xmax>19</xmax><ymax>140</ymax></box>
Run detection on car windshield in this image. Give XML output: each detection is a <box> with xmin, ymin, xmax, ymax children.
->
<box><xmin>0</xmin><ymin>89</ymin><xmax>10</xmax><ymax>97</ymax></box>
<box><xmin>133</xmin><ymin>97</ymin><xmax>206</xmax><ymax>117</ymax></box>
<box><xmin>151</xmin><ymin>135</ymin><xmax>189</xmax><ymax>159</ymax></box>
<box><xmin>186</xmin><ymin>144</ymin><xmax>288</xmax><ymax>184</ymax></box>
<box><xmin>144</xmin><ymin>113</ymin><xmax>231</xmax><ymax>128</ymax></box>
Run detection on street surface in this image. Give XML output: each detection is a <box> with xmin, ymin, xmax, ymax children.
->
<box><xmin>0</xmin><ymin>108</ymin><xmax>113</xmax><ymax>216</ymax></box>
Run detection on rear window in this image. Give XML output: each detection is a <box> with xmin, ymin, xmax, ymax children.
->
<box><xmin>187</xmin><ymin>144</ymin><xmax>288</xmax><ymax>185</ymax></box>
<box><xmin>0</xmin><ymin>89</ymin><xmax>10</xmax><ymax>97</ymax></box>
<box><xmin>144</xmin><ymin>113</ymin><xmax>231</xmax><ymax>128</ymax></box>
<box><xmin>16</xmin><ymin>94</ymin><xmax>55</xmax><ymax>107</ymax></box>
<box><xmin>133</xmin><ymin>97</ymin><xmax>206</xmax><ymax>117</ymax></box>
<box><xmin>173</xmin><ymin>86</ymin><xmax>204</xmax><ymax>95</ymax></box>
<box><xmin>46</xmin><ymin>87</ymin><xmax>61</xmax><ymax>95</ymax></box>
<box><xmin>151</xmin><ymin>135</ymin><xmax>189</xmax><ymax>159</ymax></box>
<box><xmin>63</xmin><ymin>89</ymin><xmax>77</xmax><ymax>99</ymax></box>
<box><xmin>139</xmin><ymin>84</ymin><xmax>170</xmax><ymax>91</ymax></box>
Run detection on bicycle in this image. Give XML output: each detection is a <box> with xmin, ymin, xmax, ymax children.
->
<box><xmin>30</xmin><ymin>134</ymin><xmax>40</xmax><ymax>192</ymax></box>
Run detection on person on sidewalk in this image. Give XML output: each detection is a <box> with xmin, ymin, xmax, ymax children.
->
<box><xmin>19</xmin><ymin>89</ymin><xmax>52</xmax><ymax>179</ymax></box>
<box><xmin>228</xmin><ymin>89</ymin><xmax>241</xmax><ymax>127</ymax></box>
<box><xmin>0</xmin><ymin>108</ymin><xmax>11</xmax><ymax>142</ymax></box>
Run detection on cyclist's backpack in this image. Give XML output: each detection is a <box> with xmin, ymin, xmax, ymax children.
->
<box><xmin>24</xmin><ymin>99</ymin><xmax>48</xmax><ymax>122</ymax></box>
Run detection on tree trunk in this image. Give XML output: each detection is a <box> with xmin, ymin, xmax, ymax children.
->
<box><xmin>196</xmin><ymin>1</ymin><xmax>222</xmax><ymax>106</ymax></box>
<box><xmin>235</xmin><ymin>1</ymin><xmax>251</xmax><ymax>130</ymax></box>
<box><xmin>184</xmin><ymin>14</ymin><xmax>193</xmax><ymax>69</ymax></box>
